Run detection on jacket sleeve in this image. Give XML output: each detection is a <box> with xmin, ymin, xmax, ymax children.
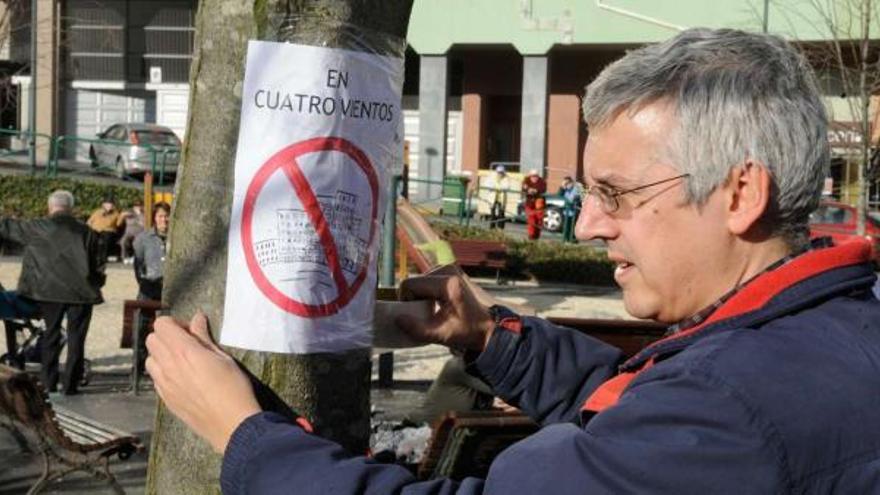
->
<box><xmin>220</xmin><ymin>363</ymin><xmax>783</xmax><ymax>494</ymax></box>
<box><xmin>132</xmin><ymin>232</ymin><xmax>146</xmax><ymax>283</ymax></box>
<box><xmin>0</xmin><ymin>218</ymin><xmax>30</xmax><ymax>246</ymax></box>
<box><xmin>471</xmin><ymin>316</ymin><xmax>623</xmax><ymax>425</ymax></box>
<box><xmin>86</xmin><ymin>210</ymin><xmax>99</xmax><ymax>230</ymax></box>
<box><xmin>86</xmin><ymin>228</ymin><xmax>107</xmax><ymax>290</ymax></box>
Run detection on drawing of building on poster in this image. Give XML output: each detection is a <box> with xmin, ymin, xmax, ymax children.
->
<box><xmin>253</xmin><ymin>189</ymin><xmax>368</xmax><ymax>275</ymax></box>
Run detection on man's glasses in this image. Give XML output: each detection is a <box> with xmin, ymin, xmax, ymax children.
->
<box><xmin>583</xmin><ymin>173</ymin><xmax>690</xmax><ymax>214</ymax></box>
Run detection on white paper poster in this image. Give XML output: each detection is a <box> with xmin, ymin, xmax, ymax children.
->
<box><xmin>221</xmin><ymin>40</ymin><xmax>403</xmax><ymax>353</ymax></box>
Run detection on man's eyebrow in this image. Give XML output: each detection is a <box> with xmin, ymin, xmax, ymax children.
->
<box><xmin>591</xmin><ymin>172</ymin><xmax>631</xmax><ymax>188</ymax></box>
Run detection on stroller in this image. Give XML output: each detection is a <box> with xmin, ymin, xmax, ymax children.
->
<box><xmin>0</xmin><ymin>283</ymin><xmax>91</xmax><ymax>386</ymax></box>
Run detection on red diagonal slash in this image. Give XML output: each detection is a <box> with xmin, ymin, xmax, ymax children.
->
<box><xmin>241</xmin><ymin>136</ymin><xmax>379</xmax><ymax>317</ymax></box>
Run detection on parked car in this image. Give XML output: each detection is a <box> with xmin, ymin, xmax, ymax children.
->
<box><xmin>89</xmin><ymin>123</ymin><xmax>181</xmax><ymax>179</ymax></box>
<box><xmin>809</xmin><ymin>201</ymin><xmax>880</xmax><ymax>258</ymax></box>
<box><xmin>515</xmin><ymin>193</ymin><xmax>567</xmax><ymax>232</ymax></box>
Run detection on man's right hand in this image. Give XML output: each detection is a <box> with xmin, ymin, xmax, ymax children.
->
<box><xmin>396</xmin><ymin>274</ymin><xmax>495</xmax><ymax>353</ymax></box>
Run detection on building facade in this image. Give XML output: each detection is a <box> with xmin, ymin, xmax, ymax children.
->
<box><xmin>405</xmin><ymin>0</ymin><xmax>880</xmax><ymax>203</ymax></box>
<box><xmin>3</xmin><ymin>1</ymin><xmax>878</xmax><ymax>205</ymax></box>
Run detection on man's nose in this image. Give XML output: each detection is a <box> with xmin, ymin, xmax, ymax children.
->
<box><xmin>575</xmin><ymin>196</ymin><xmax>616</xmax><ymax>241</ymax></box>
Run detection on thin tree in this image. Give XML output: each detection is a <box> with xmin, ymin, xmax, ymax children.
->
<box><xmin>145</xmin><ymin>1</ymin><xmax>413</xmax><ymax>493</ymax></box>
<box><xmin>777</xmin><ymin>0</ymin><xmax>880</xmax><ymax>233</ymax></box>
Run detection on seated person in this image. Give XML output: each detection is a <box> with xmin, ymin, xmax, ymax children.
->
<box><xmin>0</xmin><ymin>282</ymin><xmax>39</xmax><ymax>367</ymax></box>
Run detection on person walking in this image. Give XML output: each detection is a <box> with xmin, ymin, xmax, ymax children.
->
<box><xmin>558</xmin><ymin>176</ymin><xmax>581</xmax><ymax>243</ymax></box>
<box><xmin>487</xmin><ymin>165</ymin><xmax>510</xmax><ymax>230</ymax></box>
<box><xmin>0</xmin><ymin>190</ymin><xmax>104</xmax><ymax>395</ymax></box>
<box><xmin>522</xmin><ymin>169</ymin><xmax>547</xmax><ymax>240</ymax></box>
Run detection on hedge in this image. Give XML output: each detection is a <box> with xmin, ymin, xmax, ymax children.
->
<box><xmin>0</xmin><ymin>174</ymin><xmax>143</xmax><ymax>221</ymax></box>
<box><xmin>428</xmin><ymin>219</ymin><xmax>616</xmax><ymax>286</ymax></box>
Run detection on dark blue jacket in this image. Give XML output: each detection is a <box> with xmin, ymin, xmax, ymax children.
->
<box><xmin>221</xmin><ymin>240</ymin><xmax>880</xmax><ymax>494</ymax></box>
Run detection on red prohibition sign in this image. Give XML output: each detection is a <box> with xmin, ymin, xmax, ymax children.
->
<box><xmin>241</xmin><ymin>136</ymin><xmax>379</xmax><ymax>318</ymax></box>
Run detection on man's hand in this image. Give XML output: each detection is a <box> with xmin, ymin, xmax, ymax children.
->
<box><xmin>145</xmin><ymin>312</ymin><xmax>261</xmax><ymax>454</ymax></box>
<box><xmin>396</xmin><ymin>274</ymin><xmax>494</xmax><ymax>352</ymax></box>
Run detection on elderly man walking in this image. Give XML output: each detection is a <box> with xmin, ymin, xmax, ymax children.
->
<box><xmin>0</xmin><ymin>190</ymin><xmax>104</xmax><ymax>395</ymax></box>
<box><xmin>146</xmin><ymin>29</ymin><xmax>880</xmax><ymax>493</ymax></box>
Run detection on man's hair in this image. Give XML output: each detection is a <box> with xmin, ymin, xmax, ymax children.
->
<box><xmin>47</xmin><ymin>190</ymin><xmax>75</xmax><ymax>211</ymax></box>
<box><xmin>582</xmin><ymin>28</ymin><xmax>828</xmax><ymax>248</ymax></box>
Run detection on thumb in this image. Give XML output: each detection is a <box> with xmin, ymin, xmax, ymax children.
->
<box><xmin>189</xmin><ymin>310</ymin><xmax>220</xmax><ymax>350</ymax></box>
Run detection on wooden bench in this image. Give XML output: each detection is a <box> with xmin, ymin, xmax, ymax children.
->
<box><xmin>0</xmin><ymin>364</ymin><xmax>143</xmax><ymax>494</ymax></box>
<box><xmin>119</xmin><ymin>299</ymin><xmax>163</xmax><ymax>395</ymax></box>
<box><xmin>448</xmin><ymin>240</ymin><xmax>508</xmax><ymax>282</ymax></box>
<box><xmin>546</xmin><ymin>317</ymin><xmax>666</xmax><ymax>359</ymax></box>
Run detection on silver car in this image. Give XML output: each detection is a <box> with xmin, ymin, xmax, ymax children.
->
<box><xmin>89</xmin><ymin>123</ymin><xmax>181</xmax><ymax>179</ymax></box>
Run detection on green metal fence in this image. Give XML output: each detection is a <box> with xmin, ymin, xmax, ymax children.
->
<box><xmin>0</xmin><ymin>128</ymin><xmax>54</xmax><ymax>174</ymax></box>
<box><xmin>406</xmin><ymin>176</ymin><xmax>473</xmax><ymax>226</ymax></box>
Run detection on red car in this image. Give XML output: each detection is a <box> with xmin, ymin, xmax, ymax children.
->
<box><xmin>809</xmin><ymin>201</ymin><xmax>880</xmax><ymax>257</ymax></box>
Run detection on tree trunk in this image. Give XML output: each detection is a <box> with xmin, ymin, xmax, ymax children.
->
<box><xmin>146</xmin><ymin>1</ymin><xmax>413</xmax><ymax>493</ymax></box>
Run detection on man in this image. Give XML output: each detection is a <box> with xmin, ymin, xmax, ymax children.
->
<box><xmin>487</xmin><ymin>164</ymin><xmax>509</xmax><ymax>229</ymax></box>
<box><xmin>558</xmin><ymin>175</ymin><xmax>580</xmax><ymax>243</ymax></box>
<box><xmin>133</xmin><ymin>202</ymin><xmax>170</xmax><ymax>301</ymax></box>
<box><xmin>146</xmin><ymin>29</ymin><xmax>880</xmax><ymax>492</ymax></box>
<box><xmin>521</xmin><ymin>169</ymin><xmax>546</xmax><ymax>240</ymax></box>
<box><xmin>87</xmin><ymin>195</ymin><xmax>121</xmax><ymax>262</ymax></box>
<box><xmin>0</xmin><ymin>190</ymin><xmax>104</xmax><ymax>395</ymax></box>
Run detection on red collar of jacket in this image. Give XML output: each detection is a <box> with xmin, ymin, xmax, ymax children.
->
<box><xmin>582</xmin><ymin>238</ymin><xmax>873</xmax><ymax>415</ymax></box>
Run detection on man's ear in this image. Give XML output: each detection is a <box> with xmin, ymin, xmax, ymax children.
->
<box><xmin>726</xmin><ymin>160</ymin><xmax>772</xmax><ymax>235</ymax></box>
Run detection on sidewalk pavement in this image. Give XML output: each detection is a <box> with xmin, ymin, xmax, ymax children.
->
<box><xmin>0</xmin><ymin>259</ymin><xmax>628</xmax><ymax>494</ymax></box>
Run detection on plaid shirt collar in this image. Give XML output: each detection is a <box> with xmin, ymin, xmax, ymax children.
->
<box><xmin>666</xmin><ymin>237</ymin><xmax>834</xmax><ymax>335</ymax></box>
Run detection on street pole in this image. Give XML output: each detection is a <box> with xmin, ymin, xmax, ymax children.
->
<box><xmin>28</xmin><ymin>0</ymin><xmax>37</xmax><ymax>173</ymax></box>
<box><xmin>763</xmin><ymin>0</ymin><xmax>769</xmax><ymax>33</ymax></box>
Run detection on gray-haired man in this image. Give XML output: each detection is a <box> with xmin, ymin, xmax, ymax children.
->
<box><xmin>146</xmin><ymin>29</ymin><xmax>880</xmax><ymax>493</ymax></box>
<box><xmin>0</xmin><ymin>190</ymin><xmax>105</xmax><ymax>395</ymax></box>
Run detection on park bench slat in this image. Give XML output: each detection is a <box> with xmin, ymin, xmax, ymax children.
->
<box><xmin>55</xmin><ymin>409</ymin><xmax>129</xmax><ymax>445</ymax></box>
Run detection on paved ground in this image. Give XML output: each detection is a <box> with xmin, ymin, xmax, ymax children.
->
<box><xmin>0</xmin><ymin>256</ymin><xmax>628</xmax><ymax>494</ymax></box>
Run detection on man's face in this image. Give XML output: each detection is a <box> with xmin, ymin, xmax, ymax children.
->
<box><xmin>575</xmin><ymin>103</ymin><xmax>733</xmax><ymax>323</ymax></box>
<box><xmin>155</xmin><ymin>209</ymin><xmax>169</xmax><ymax>234</ymax></box>
<box><xmin>102</xmin><ymin>202</ymin><xmax>114</xmax><ymax>212</ymax></box>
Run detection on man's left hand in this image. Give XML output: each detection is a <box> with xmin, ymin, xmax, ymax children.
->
<box><xmin>145</xmin><ymin>312</ymin><xmax>261</xmax><ymax>453</ymax></box>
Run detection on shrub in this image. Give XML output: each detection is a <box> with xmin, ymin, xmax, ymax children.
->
<box><xmin>427</xmin><ymin>219</ymin><xmax>507</xmax><ymax>242</ymax></box>
<box><xmin>428</xmin><ymin>219</ymin><xmax>615</xmax><ymax>286</ymax></box>
<box><xmin>506</xmin><ymin>239</ymin><xmax>616</xmax><ymax>286</ymax></box>
<box><xmin>0</xmin><ymin>174</ymin><xmax>142</xmax><ymax>220</ymax></box>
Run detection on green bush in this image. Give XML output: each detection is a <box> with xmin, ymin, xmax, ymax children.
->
<box><xmin>506</xmin><ymin>239</ymin><xmax>616</xmax><ymax>286</ymax></box>
<box><xmin>427</xmin><ymin>219</ymin><xmax>507</xmax><ymax>242</ymax></box>
<box><xmin>0</xmin><ymin>174</ymin><xmax>142</xmax><ymax>220</ymax></box>
<box><xmin>428</xmin><ymin>219</ymin><xmax>616</xmax><ymax>286</ymax></box>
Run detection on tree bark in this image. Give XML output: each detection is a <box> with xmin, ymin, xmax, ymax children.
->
<box><xmin>146</xmin><ymin>1</ymin><xmax>413</xmax><ymax>493</ymax></box>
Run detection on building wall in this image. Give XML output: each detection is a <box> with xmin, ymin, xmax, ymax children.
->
<box><xmin>56</xmin><ymin>0</ymin><xmax>195</xmax><ymax>152</ymax></box>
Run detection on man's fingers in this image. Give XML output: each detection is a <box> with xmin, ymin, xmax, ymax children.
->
<box><xmin>145</xmin><ymin>329</ymin><xmax>175</xmax><ymax>364</ymax></box>
<box><xmin>396</xmin><ymin>310</ymin><xmax>461</xmax><ymax>347</ymax></box>
<box><xmin>188</xmin><ymin>310</ymin><xmax>221</xmax><ymax>351</ymax></box>
<box><xmin>399</xmin><ymin>275</ymin><xmax>459</xmax><ymax>302</ymax></box>
<box><xmin>153</xmin><ymin>315</ymin><xmax>208</xmax><ymax>362</ymax></box>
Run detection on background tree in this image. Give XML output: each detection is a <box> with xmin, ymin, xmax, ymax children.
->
<box><xmin>777</xmin><ymin>0</ymin><xmax>880</xmax><ymax>233</ymax></box>
<box><xmin>146</xmin><ymin>1</ymin><xmax>413</xmax><ymax>493</ymax></box>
